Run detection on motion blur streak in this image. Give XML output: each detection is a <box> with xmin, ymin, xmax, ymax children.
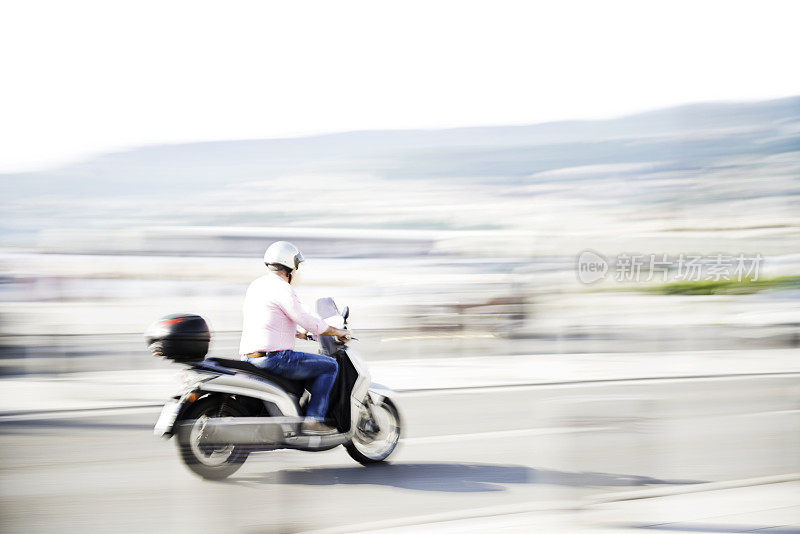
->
<box><xmin>1</xmin><ymin>95</ymin><xmax>799</xmax><ymax>532</ymax></box>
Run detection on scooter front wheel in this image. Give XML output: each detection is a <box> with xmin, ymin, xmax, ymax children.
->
<box><xmin>345</xmin><ymin>399</ymin><xmax>401</xmax><ymax>465</ymax></box>
<box><xmin>175</xmin><ymin>396</ymin><xmax>249</xmax><ymax>480</ymax></box>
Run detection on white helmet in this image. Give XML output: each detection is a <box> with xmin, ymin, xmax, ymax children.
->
<box><xmin>263</xmin><ymin>241</ymin><xmax>305</xmax><ymax>272</ymax></box>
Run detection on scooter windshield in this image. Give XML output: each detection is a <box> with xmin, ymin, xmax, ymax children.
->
<box><xmin>315</xmin><ymin>297</ymin><xmax>341</xmax><ymax>320</ymax></box>
<box><xmin>315</xmin><ymin>297</ymin><xmax>345</xmax><ymax>356</ymax></box>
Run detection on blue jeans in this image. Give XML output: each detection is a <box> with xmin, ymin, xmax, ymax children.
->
<box><xmin>248</xmin><ymin>350</ymin><xmax>338</xmax><ymax>421</ymax></box>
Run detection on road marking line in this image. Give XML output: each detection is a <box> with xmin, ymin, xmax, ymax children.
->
<box><xmin>742</xmin><ymin>409</ymin><xmax>800</xmax><ymax>417</ymax></box>
<box><xmin>2</xmin><ymin>372</ymin><xmax>798</xmax><ymax>421</ymax></box>
<box><xmin>300</xmin><ymin>500</ymin><xmax>577</xmax><ymax>534</ymax></box>
<box><xmin>302</xmin><ymin>474</ymin><xmax>800</xmax><ymax>534</ymax></box>
<box><xmin>398</xmin><ymin>372</ymin><xmax>800</xmax><ymax>396</ymax></box>
<box><xmin>402</xmin><ymin>426</ymin><xmax>612</xmax><ymax>445</ymax></box>
<box><xmin>381</xmin><ymin>333</ymin><xmax>496</xmax><ymax>342</ymax></box>
<box><xmin>0</xmin><ymin>405</ymin><xmax>162</xmax><ymax>422</ymax></box>
<box><xmin>587</xmin><ymin>472</ymin><xmax>800</xmax><ymax>504</ymax></box>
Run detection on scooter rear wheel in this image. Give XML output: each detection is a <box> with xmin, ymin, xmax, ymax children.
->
<box><xmin>176</xmin><ymin>395</ymin><xmax>250</xmax><ymax>480</ymax></box>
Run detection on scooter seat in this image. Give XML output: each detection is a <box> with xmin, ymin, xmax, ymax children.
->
<box><xmin>206</xmin><ymin>357</ymin><xmax>307</xmax><ymax>397</ymax></box>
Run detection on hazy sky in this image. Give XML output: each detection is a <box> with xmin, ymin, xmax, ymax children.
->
<box><xmin>1</xmin><ymin>0</ymin><xmax>798</xmax><ymax>173</ymax></box>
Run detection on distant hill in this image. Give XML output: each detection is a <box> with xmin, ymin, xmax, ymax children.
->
<box><xmin>1</xmin><ymin>96</ymin><xmax>798</xmax><ymax>249</ymax></box>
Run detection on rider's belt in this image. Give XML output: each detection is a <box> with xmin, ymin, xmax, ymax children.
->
<box><xmin>244</xmin><ymin>351</ymin><xmax>280</xmax><ymax>358</ymax></box>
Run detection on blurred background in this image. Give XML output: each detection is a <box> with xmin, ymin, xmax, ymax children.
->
<box><xmin>1</xmin><ymin>96</ymin><xmax>799</xmax><ymax>374</ymax></box>
<box><xmin>1</xmin><ymin>1</ymin><xmax>798</xmax><ymax>533</ymax></box>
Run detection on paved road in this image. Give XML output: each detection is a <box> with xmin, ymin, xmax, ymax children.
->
<box><xmin>1</xmin><ymin>375</ymin><xmax>798</xmax><ymax>533</ymax></box>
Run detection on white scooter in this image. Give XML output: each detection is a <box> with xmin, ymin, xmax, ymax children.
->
<box><xmin>147</xmin><ymin>298</ymin><xmax>401</xmax><ymax>480</ymax></box>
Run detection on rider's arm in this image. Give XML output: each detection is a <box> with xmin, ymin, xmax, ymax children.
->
<box><xmin>320</xmin><ymin>325</ymin><xmax>349</xmax><ymax>340</ymax></box>
<box><xmin>279</xmin><ymin>288</ymin><xmax>349</xmax><ymax>341</ymax></box>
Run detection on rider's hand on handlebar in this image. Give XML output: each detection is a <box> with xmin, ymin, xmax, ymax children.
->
<box><xmin>320</xmin><ymin>325</ymin><xmax>355</xmax><ymax>343</ymax></box>
<box><xmin>334</xmin><ymin>329</ymin><xmax>351</xmax><ymax>343</ymax></box>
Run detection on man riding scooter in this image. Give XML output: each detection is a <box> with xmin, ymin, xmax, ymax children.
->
<box><xmin>239</xmin><ymin>241</ymin><xmax>350</xmax><ymax>435</ymax></box>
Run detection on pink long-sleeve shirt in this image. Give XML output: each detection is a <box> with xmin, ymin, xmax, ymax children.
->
<box><xmin>238</xmin><ymin>272</ymin><xmax>329</xmax><ymax>356</ymax></box>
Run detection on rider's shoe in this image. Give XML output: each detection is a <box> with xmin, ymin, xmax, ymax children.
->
<box><xmin>301</xmin><ymin>420</ymin><xmax>337</xmax><ymax>435</ymax></box>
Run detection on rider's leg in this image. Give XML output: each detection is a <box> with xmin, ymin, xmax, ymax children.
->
<box><xmin>251</xmin><ymin>350</ymin><xmax>338</xmax><ymax>421</ymax></box>
<box><xmin>304</xmin><ymin>364</ymin><xmax>338</xmax><ymax>420</ymax></box>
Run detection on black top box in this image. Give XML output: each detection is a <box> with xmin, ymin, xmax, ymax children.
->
<box><xmin>145</xmin><ymin>314</ymin><xmax>211</xmax><ymax>362</ymax></box>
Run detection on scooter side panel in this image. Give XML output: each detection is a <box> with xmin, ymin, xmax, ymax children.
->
<box><xmin>199</xmin><ymin>373</ymin><xmax>301</xmax><ymax>417</ymax></box>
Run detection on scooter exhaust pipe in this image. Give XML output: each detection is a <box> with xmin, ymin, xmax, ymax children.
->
<box><xmin>195</xmin><ymin>417</ymin><xmax>291</xmax><ymax>445</ymax></box>
<box><xmin>177</xmin><ymin>416</ymin><xmax>349</xmax><ymax>448</ymax></box>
